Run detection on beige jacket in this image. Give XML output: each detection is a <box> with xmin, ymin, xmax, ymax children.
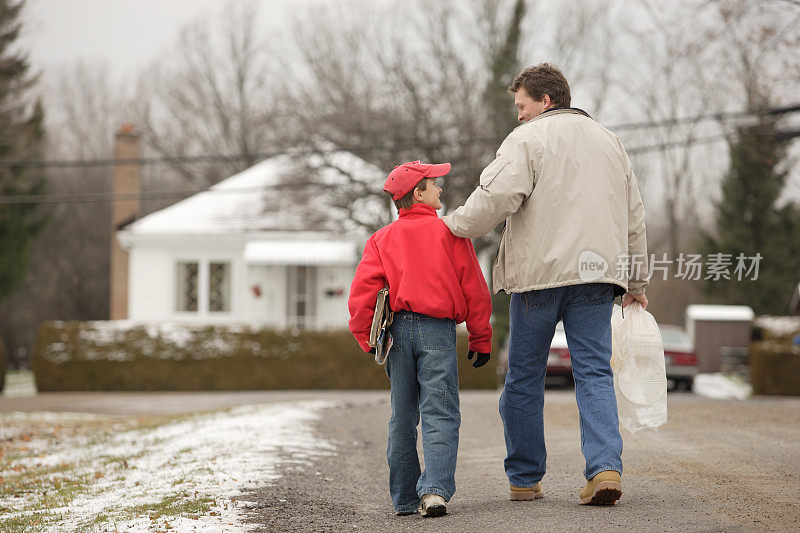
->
<box><xmin>444</xmin><ymin>108</ymin><xmax>648</xmax><ymax>295</ymax></box>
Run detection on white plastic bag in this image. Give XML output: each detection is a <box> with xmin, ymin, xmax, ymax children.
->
<box><xmin>610</xmin><ymin>302</ymin><xmax>668</xmax><ymax>434</ymax></box>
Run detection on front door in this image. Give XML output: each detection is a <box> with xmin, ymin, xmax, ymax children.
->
<box><xmin>287</xmin><ymin>265</ymin><xmax>316</xmax><ymax>329</ymax></box>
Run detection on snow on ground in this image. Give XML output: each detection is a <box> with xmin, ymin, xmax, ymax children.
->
<box><xmin>0</xmin><ymin>400</ymin><xmax>335</xmax><ymax>531</ymax></box>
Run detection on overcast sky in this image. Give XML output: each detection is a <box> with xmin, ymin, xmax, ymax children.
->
<box><xmin>18</xmin><ymin>0</ymin><xmax>800</xmax><ymax>205</ymax></box>
<box><xmin>21</xmin><ymin>0</ymin><xmax>298</xmax><ymax>80</ymax></box>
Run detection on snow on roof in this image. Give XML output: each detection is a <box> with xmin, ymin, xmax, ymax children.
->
<box><xmin>754</xmin><ymin>315</ymin><xmax>800</xmax><ymax>337</ymax></box>
<box><xmin>685</xmin><ymin>305</ymin><xmax>755</xmax><ymax>322</ymax></box>
<box><xmin>244</xmin><ymin>240</ymin><xmax>357</xmax><ymax>265</ymax></box>
<box><xmin>124</xmin><ymin>151</ymin><xmax>385</xmax><ymax>236</ymax></box>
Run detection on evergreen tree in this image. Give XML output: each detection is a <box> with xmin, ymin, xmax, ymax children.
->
<box><xmin>484</xmin><ymin>0</ymin><xmax>527</xmax><ymax>139</ymax></box>
<box><xmin>483</xmin><ymin>0</ymin><xmax>526</xmax><ymax>345</ymax></box>
<box><xmin>701</xmin><ymin>120</ymin><xmax>800</xmax><ymax>315</ymax></box>
<box><xmin>0</xmin><ymin>0</ymin><xmax>47</xmax><ymax>302</ymax></box>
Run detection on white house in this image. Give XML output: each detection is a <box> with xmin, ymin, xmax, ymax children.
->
<box><xmin>116</xmin><ymin>151</ymin><xmax>386</xmax><ymax>330</ymax></box>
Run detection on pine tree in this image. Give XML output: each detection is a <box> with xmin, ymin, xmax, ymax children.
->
<box><xmin>0</xmin><ymin>0</ymin><xmax>47</xmax><ymax>302</ymax></box>
<box><xmin>701</xmin><ymin>120</ymin><xmax>800</xmax><ymax>315</ymax></box>
<box><xmin>483</xmin><ymin>0</ymin><xmax>527</xmax><ymax>139</ymax></box>
<box><xmin>483</xmin><ymin>0</ymin><xmax>526</xmax><ymax>345</ymax></box>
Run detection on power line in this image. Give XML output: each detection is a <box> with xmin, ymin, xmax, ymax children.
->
<box><xmin>611</xmin><ymin>103</ymin><xmax>800</xmax><ymax>131</ymax></box>
<box><xmin>1</xmin><ymin>103</ymin><xmax>798</xmax><ymax>171</ymax></box>
<box><xmin>0</xmin><ymin>182</ymin><xmax>332</xmax><ymax>206</ymax></box>
<box><xmin>2</xmin><ymin>109</ymin><xmax>798</xmax><ymax>206</ymax></box>
<box><xmin>0</xmin><ymin>134</ymin><xmax>738</xmax><ymax>206</ymax></box>
<box><xmin>626</xmin><ymin>133</ymin><xmax>728</xmax><ymax>155</ymax></box>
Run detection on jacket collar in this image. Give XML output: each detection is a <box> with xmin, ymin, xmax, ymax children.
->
<box><xmin>399</xmin><ymin>203</ymin><xmax>438</xmax><ymax>218</ymax></box>
<box><xmin>521</xmin><ymin>107</ymin><xmax>593</xmax><ymax>128</ymax></box>
<box><xmin>542</xmin><ymin>107</ymin><xmax>591</xmax><ymax>118</ymax></box>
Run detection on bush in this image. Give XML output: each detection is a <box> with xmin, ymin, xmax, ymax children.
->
<box><xmin>750</xmin><ymin>341</ymin><xmax>800</xmax><ymax>395</ymax></box>
<box><xmin>32</xmin><ymin>321</ymin><xmax>501</xmax><ymax>391</ymax></box>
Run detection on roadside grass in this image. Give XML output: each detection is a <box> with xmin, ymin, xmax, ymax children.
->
<box><xmin>0</xmin><ymin>514</ymin><xmax>48</xmax><ymax>533</ymax></box>
<box><xmin>0</xmin><ymin>412</ymin><xmax>208</xmax><ymax>531</ymax></box>
<box><xmin>0</xmin><ymin>401</ymin><xmax>333</xmax><ymax>531</ymax></box>
<box><xmin>125</xmin><ymin>493</ymin><xmax>216</xmax><ymax>521</ymax></box>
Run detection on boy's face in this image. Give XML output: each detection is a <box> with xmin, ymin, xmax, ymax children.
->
<box><xmin>414</xmin><ymin>178</ymin><xmax>442</xmax><ymax>210</ymax></box>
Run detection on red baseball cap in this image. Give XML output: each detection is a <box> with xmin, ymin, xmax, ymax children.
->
<box><xmin>383</xmin><ymin>161</ymin><xmax>452</xmax><ymax>200</ymax></box>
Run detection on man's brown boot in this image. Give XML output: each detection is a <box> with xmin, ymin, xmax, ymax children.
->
<box><xmin>510</xmin><ymin>483</ymin><xmax>544</xmax><ymax>501</ymax></box>
<box><xmin>579</xmin><ymin>470</ymin><xmax>622</xmax><ymax>505</ymax></box>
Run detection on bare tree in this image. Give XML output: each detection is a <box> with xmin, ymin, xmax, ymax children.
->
<box><xmin>615</xmin><ymin>1</ymin><xmax>727</xmax><ymax>254</ymax></box>
<box><xmin>535</xmin><ymin>0</ymin><xmax>622</xmax><ymax>118</ymax></box>
<box><xmin>0</xmin><ymin>62</ymin><xmax>123</xmax><ymax>366</ymax></box>
<box><xmin>628</xmin><ymin>0</ymin><xmax>800</xmax><ymax>254</ymax></box>
<box><xmin>705</xmin><ymin>0</ymin><xmax>800</xmax><ymax>111</ymax></box>
<box><xmin>283</xmin><ymin>0</ymin><xmax>528</xmax><ymax>240</ymax></box>
<box><xmin>130</xmin><ymin>1</ymin><xmax>288</xmax><ymax>190</ymax></box>
<box><xmin>282</xmin><ymin>0</ymin><xmax>630</xmax><ymax>237</ymax></box>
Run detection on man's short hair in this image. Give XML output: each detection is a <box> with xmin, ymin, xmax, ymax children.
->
<box><xmin>509</xmin><ymin>63</ymin><xmax>571</xmax><ymax>108</ymax></box>
<box><xmin>388</xmin><ymin>178</ymin><xmax>428</xmax><ymax>211</ymax></box>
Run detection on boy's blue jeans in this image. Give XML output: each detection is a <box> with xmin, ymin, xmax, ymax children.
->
<box><xmin>385</xmin><ymin>310</ymin><xmax>460</xmax><ymax>513</ymax></box>
<box><xmin>499</xmin><ymin>283</ymin><xmax>623</xmax><ymax>487</ymax></box>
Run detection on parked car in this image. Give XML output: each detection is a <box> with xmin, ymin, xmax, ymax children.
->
<box><xmin>546</xmin><ymin>322</ymin><xmax>573</xmax><ymax>384</ymax></box>
<box><xmin>659</xmin><ymin>324</ymin><xmax>698</xmax><ymax>391</ymax></box>
<box><xmin>544</xmin><ymin>322</ymin><xmax>698</xmax><ymax>392</ymax></box>
<box><xmin>497</xmin><ymin>322</ymin><xmax>573</xmax><ymax>385</ymax></box>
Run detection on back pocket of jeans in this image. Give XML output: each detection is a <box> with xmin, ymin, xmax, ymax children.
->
<box><xmin>525</xmin><ymin>289</ymin><xmax>556</xmax><ymax>309</ymax></box>
<box><xmin>583</xmin><ymin>283</ymin><xmax>614</xmax><ymax>305</ymax></box>
<box><xmin>419</xmin><ymin>319</ymin><xmax>456</xmax><ymax>350</ymax></box>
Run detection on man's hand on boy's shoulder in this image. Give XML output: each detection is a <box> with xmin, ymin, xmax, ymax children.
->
<box><xmin>467</xmin><ymin>350</ymin><xmax>490</xmax><ymax>368</ymax></box>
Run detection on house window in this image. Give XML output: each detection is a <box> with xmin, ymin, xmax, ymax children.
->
<box><xmin>288</xmin><ymin>265</ymin><xmax>315</xmax><ymax>329</ymax></box>
<box><xmin>176</xmin><ymin>262</ymin><xmax>199</xmax><ymax>312</ymax></box>
<box><xmin>209</xmin><ymin>262</ymin><xmax>231</xmax><ymax>312</ymax></box>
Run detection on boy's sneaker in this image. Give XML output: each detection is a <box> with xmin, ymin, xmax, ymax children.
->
<box><xmin>418</xmin><ymin>494</ymin><xmax>447</xmax><ymax>517</ymax></box>
<box><xmin>509</xmin><ymin>482</ymin><xmax>544</xmax><ymax>501</ymax></box>
<box><xmin>579</xmin><ymin>470</ymin><xmax>622</xmax><ymax>505</ymax></box>
<box><xmin>395</xmin><ymin>509</ymin><xmax>418</xmax><ymax>517</ymax></box>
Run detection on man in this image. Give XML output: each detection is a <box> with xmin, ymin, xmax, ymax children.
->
<box><xmin>443</xmin><ymin>63</ymin><xmax>649</xmax><ymax>505</ymax></box>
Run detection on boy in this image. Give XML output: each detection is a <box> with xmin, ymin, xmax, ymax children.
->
<box><xmin>348</xmin><ymin>160</ymin><xmax>492</xmax><ymax>517</ymax></box>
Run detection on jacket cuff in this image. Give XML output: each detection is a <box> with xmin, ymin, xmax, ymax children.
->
<box><xmin>468</xmin><ymin>340</ymin><xmax>492</xmax><ymax>354</ymax></box>
<box><xmin>356</xmin><ymin>336</ymin><xmax>372</xmax><ymax>353</ymax></box>
<box><xmin>627</xmin><ymin>286</ymin><xmax>646</xmax><ymax>296</ymax></box>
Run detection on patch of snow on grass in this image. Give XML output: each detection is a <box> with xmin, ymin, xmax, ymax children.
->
<box><xmin>2</xmin><ymin>400</ymin><xmax>335</xmax><ymax>531</ymax></box>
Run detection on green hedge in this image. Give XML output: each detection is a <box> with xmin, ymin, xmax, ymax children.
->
<box><xmin>750</xmin><ymin>341</ymin><xmax>800</xmax><ymax>395</ymax></box>
<box><xmin>32</xmin><ymin>321</ymin><xmax>501</xmax><ymax>391</ymax></box>
<box><xmin>0</xmin><ymin>337</ymin><xmax>6</xmax><ymax>393</ymax></box>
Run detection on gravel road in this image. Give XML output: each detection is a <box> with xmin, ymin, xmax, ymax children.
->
<box><xmin>3</xmin><ymin>388</ymin><xmax>798</xmax><ymax>531</ymax></box>
<box><xmin>244</xmin><ymin>390</ymin><xmax>800</xmax><ymax>532</ymax></box>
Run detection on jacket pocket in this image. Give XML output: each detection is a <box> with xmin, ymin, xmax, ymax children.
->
<box><xmin>479</xmin><ymin>158</ymin><xmax>510</xmax><ymax>190</ymax></box>
<box><xmin>494</xmin><ymin>224</ymin><xmax>507</xmax><ymax>268</ymax></box>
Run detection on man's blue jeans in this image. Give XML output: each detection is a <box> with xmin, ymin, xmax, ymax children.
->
<box><xmin>499</xmin><ymin>283</ymin><xmax>623</xmax><ymax>487</ymax></box>
<box><xmin>385</xmin><ymin>310</ymin><xmax>460</xmax><ymax>513</ymax></box>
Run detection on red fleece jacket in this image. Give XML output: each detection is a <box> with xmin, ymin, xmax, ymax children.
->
<box><xmin>348</xmin><ymin>203</ymin><xmax>492</xmax><ymax>354</ymax></box>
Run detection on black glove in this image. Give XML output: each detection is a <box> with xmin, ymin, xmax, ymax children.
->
<box><xmin>467</xmin><ymin>350</ymin><xmax>490</xmax><ymax>368</ymax></box>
